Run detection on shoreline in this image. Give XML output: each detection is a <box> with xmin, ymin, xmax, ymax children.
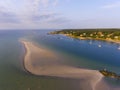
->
<box><xmin>19</xmin><ymin>39</ymin><xmax>34</xmax><ymax>75</ymax></box>
<box><xmin>63</xmin><ymin>34</ymin><xmax>120</xmax><ymax>44</ymax></box>
<box><xmin>20</xmin><ymin>39</ymin><xmax>107</xmax><ymax>90</ymax></box>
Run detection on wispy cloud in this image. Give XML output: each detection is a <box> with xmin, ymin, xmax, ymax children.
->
<box><xmin>0</xmin><ymin>0</ymin><xmax>70</xmax><ymax>29</ymax></box>
<box><xmin>102</xmin><ymin>1</ymin><xmax>120</xmax><ymax>9</ymax></box>
<box><xmin>52</xmin><ymin>0</ymin><xmax>59</xmax><ymax>6</ymax></box>
<box><xmin>49</xmin><ymin>17</ymin><xmax>70</xmax><ymax>24</ymax></box>
<box><xmin>31</xmin><ymin>13</ymin><xmax>57</xmax><ymax>22</ymax></box>
<box><xmin>0</xmin><ymin>8</ymin><xmax>20</xmax><ymax>23</ymax></box>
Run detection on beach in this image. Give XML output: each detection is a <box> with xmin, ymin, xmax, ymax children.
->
<box><xmin>64</xmin><ymin>34</ymin><xmax>120</xmax><ymax>44</ymax></box>
<box><xmin>20</xmin><ymin>39</ymin><xmax>109</xmax><ymax>90</ymax></box>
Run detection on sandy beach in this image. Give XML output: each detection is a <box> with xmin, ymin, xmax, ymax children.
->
<box><xmin>20</xmin><ymin>39</ymin><xmax>112</xmax><ymax>90</ymax></box>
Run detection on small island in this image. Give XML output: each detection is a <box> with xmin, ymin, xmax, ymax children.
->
<box><xmin>50</xmin><ymin>29</ymin><xmax>120</xmax><ymax>44</ymax></box>
<box><xmin>99</xmin><ymin>69</ymin><xmax>120</xmax><ymax>79</ymax></box>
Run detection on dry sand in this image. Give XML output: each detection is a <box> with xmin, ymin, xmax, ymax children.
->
<box><xmin>20</xmin><ymin>39</ymin><xmax>111</xmax><ymax>90</ymax></box>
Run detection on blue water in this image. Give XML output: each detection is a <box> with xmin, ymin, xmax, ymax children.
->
<box><xmin>0</xmin><ymin>30</ymin><xmax>120</xmax><ymax>90</ymax></box>
<box><xmin>33</xmin><ymin>30</ymin><xmax>120</xmax><ymax>73</ymax></box>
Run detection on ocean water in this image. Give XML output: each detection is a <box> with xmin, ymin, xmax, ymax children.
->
<box><xmin>0</xmin><ymin>30</ymin><xmax>120</xmax><ymax>90</ymax></box>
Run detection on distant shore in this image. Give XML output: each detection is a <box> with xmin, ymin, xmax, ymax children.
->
<box><xmin>64</xmin><ymin>34</ymin><xmax>120</xmax><ymax>44</ymax></box>
<box><xmin>50</xmin><ymin>29</ymin><xmax>120</xmax><ymax>45</ymax></box>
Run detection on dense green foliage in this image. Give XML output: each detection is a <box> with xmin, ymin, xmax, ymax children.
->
<box><xmin>50</xmin><ymin>29</ymin><xmax>120</xmax><ymax>40</ymax></box>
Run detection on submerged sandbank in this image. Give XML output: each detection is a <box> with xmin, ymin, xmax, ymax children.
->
<box><xmin>20</xmin><ymin>39</ymin><xmax>108</xmax><ymax>90</ymax></box>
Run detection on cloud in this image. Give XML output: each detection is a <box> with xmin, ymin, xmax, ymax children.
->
<box><xmin>32</xmin><ymin>13</ymin><xmax>57</xmax><ymax>22</ymax></box>
<box><xmin>52</xmin><ymin>0</ymin><xmax>59</xmax><ymax>6</ymax></box>
<box><xmin>0</xmin><ymin>0</ymin><xmax>70</xmax><ymax>29</ymax></box>
<box><xmin>49</xmin><ymin>17</ymin><xmax>70</xmax><ymax>24</ymax></box>
<box><xmin>0</xmin><ymin>10</ymin><xmax>20</xmax><ymax>23</ymax></box>
<box><xmin>101</xmin><ymin>1</ymin><xmax>120</xmax><ymax>9</ymax></box>
<box><xmin>22</xmin><ymin>0</ymin><xmax>70</xmax><ymax>26</ymax></box>
<box><xmin>31</xmin><ymin>12</ymin><xmax>71</xmax><ymax>28</ymax></box>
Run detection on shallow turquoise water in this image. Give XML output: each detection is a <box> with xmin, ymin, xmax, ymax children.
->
<box><xmin>0</xmin><ymin>30</ymin><xmax>120</xmax><ymax>90</ymax></box>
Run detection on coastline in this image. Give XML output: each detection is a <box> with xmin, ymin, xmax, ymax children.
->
<box><xmin>63</xmin><ymin>34</ymin><xmax>120</xmax><ymax>44</ymax></box>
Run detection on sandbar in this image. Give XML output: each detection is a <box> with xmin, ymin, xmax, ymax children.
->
<box><xmin>20</xmin><ymin>39</ymin><xmax>106</xmax><ymax>90</ymax></box>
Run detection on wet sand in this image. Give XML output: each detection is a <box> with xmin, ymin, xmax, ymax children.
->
<box><xmin>20</xmin><ymin>39</ymin><xmax>109</xmax><ymax>90</ymax></box>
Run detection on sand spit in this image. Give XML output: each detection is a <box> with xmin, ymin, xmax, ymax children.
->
<box><xmin>20</xmin><ymin>39</ymin><xmax>105</xmax><ymax>90</ymax></box>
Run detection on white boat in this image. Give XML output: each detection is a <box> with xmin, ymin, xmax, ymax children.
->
<box><xmin>118</xmin><ymin>47</ymin><xmax>120</xmax><ymax>50</ymax></box>
<box><xmin>98</xmin><ymin>45</ymin><xmax>101</xmax><ymax>47</ymax></box>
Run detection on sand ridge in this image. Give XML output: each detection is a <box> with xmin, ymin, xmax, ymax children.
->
<box><xmin>20</xmin><ymin>39</ymin><xmax>105</xmax><ymax>90</ymax></box>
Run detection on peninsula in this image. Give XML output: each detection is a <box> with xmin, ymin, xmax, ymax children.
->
<box><xmin>50</xmin><ymin>29</ymin><xmax>120</xmax><ymax>44</ymax></box>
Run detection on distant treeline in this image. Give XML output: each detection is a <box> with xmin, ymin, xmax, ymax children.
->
<box><xmin>50</xmin><ymin>29</ymin><xmax>120</xmax><ymax>40</ymax></box>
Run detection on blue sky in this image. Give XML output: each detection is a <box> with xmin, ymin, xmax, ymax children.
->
<box><xmin>0</xmin><ymin>0</ymin><xmax>120</xmax><ymax>29</ymax></box>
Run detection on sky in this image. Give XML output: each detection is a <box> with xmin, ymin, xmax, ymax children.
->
<box><xmin>0</xmin><ymin>0</ymin><xmax>120</xmax><ymax>29</ymax></box>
